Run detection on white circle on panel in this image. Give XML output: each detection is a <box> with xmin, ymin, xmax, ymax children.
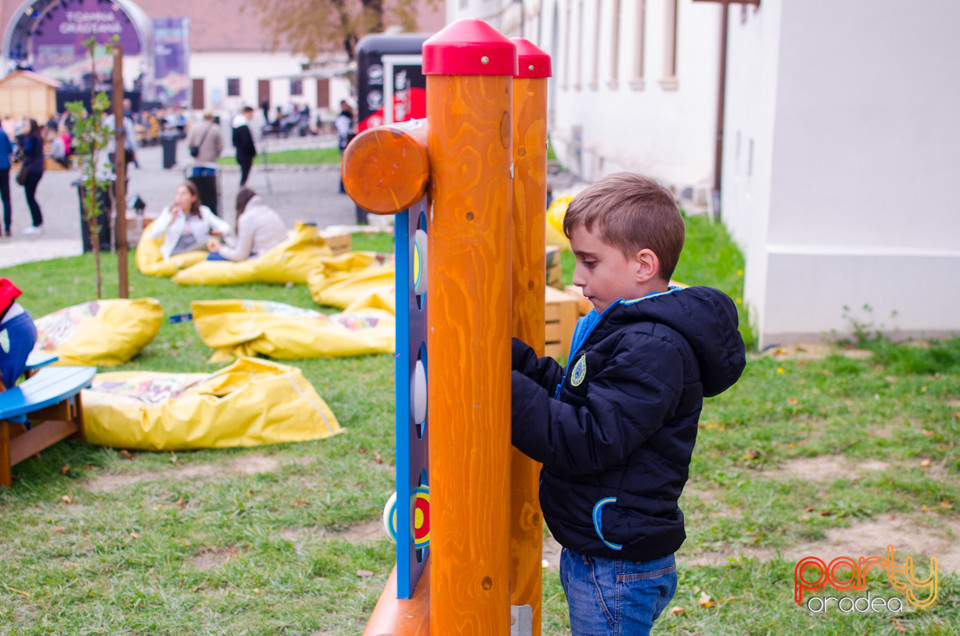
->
<box><xmin>412</xmin><ymin>360</ymin><xmax>427</xmax><ymax>425</ymax></box>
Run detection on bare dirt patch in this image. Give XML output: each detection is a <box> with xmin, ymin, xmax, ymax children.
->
<box><xmin>189</xmin><ymin>546</ymin><xmax>238</xmax><ymax>570</ymax></box>
<box><xmin>683</xmin><ymin>513</ymin><xmax>960</xmax><ymax>574</ymax></box>
<box><xmin>766</xmin><ymin>455</ymin><xmax>890</xmax><ymax>482</ymax></box>
<box><xmin>85</xmin><ymin>454</ymin><xmax>292</xmax><ymax>492</ymax></box>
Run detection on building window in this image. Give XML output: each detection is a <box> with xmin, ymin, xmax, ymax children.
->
<box><xmin>290</xmin><ymin>79</ymin><xmax>303</xmax><ymax>96</ymax></box>
<box><xmin>608</xmin><ymin>0</ymin><xmax>621</xmax><ymax>88</ymax></box>
<box><xmin>562</xmin><ymin>0</ymin><xmax>571</xmax><ymax>89</ymax></box>
<box><xmin>227</xmin><ymin>77</ymin><xmax>240</xmax><ymax>97</ymax></box>
<box><xmin>631</xmin><ymin>0</ymin><xmax>646</xmax><ymax>89</ymax></box>
<box><xmin>575</xmin><ymin>0</ymin><xmax>584</xmax><ymax>90</ymax></box>
<box><xmin>660</xmin><ymin>0</ymin><xmax>678</xmax><ymax>90</ymax></box>
<box><xmin>590</xmin><ymin>0</ymin><xmax>602</xmax><ymax>90</ymax></box>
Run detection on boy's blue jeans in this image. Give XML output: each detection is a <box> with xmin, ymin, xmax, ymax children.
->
<box><xmin>560</xmin><ymin>548</ymin><xmax>677</xmax><ymax>636</ymax></box>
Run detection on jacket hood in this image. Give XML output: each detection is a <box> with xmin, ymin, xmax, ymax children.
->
<box><xmin>609</xmin><ymin>286</ymin><xmax>746</xmax><ymax>397</ymax></box>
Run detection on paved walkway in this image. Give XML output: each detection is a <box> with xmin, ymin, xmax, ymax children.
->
<box><xmin>0</xmin><ymin>134</ymin><xmax>361</xmax><ymax>269</ymax></box>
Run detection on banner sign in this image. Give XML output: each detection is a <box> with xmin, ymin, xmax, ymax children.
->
<box><xmin>30</xmin><ymin>0</ymin><xmax>143</xmax><ymax>83</ymax></box>
<box><xmin>152</xmin><ymin>17</ymin><xmax>190</xmax><ymax>106</ymax></box>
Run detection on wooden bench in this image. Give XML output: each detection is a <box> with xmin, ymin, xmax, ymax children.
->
<box><xmin>0</xmin><ymin>366</ymin><xmax>96</xmax><ymax>487</ymax></box>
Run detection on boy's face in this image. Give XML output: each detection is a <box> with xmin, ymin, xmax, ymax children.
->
<box><xmin>570</xmin><ymin>224</ymin><xmax>638</xmax><ymax>314</ymax></box>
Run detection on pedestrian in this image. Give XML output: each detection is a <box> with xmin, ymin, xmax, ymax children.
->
<box><xmin>334</xmin><ymin>100</ymin><xmax>355</xmax><ymax>194</ymax></box>
<box><xmin>19</xmin><ymin>118</ymin><xmax>44</xmax><ymax>235</ymax></box>
<box><xmin>510</xmin><ymin>172</ymin><xmax>746</xmax><ymax>635</ymax></box>
<box><xmin>232</xmin><ymin>106</ymin><xmax>257</xmax><ymax>187</ymax></box>
<box><xmin>105</xmin><ymin>98</ymin><xmax>138</xmax><ymax>172</ymax></box>
<box><xmin>0</xmin><ymin>117</ymin><xmax>12</xmax><ymax>238</ymax></box>
<box><xmin>187</xmin><ymin>111</ymin><xmax>223</xmax><ymax>163</ymax></box>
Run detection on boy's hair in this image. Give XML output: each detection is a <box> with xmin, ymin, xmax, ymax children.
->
<box><xmin>563</xmin><ymin>172</ymin><xmax>686</xmax><ymax>281</ymax></box>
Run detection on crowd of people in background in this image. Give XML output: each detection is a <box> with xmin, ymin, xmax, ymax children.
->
<box><xmin>0</xmin><ymin>97</ymin><xmax>356</xmax><ymax>237</ymax></box>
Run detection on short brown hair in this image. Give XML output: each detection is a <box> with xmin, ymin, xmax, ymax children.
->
<box><xmin>562</xmin><ymin>172</ymin><xmax>685</xmax><ymax>281</ymax></box>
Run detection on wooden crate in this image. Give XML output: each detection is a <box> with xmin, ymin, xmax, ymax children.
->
<box><xmin>545</xmin><ymin>245</ymin><xmax>563</xmax><ymax>289</ymax></box>
<box><xmin>545</xmin><ymin>286</ymin><xmax>579</xmax><ymax>359</ymax></box>
<box><xmin>322</xmin><ymin>232</ymin><xmax>352</xmax><ymax>256</ymax></box>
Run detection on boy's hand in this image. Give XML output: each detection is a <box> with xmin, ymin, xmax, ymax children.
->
<box><xmin>512</xmin><ymin>337</ymin><xmax>537</xmax><ymax>371</ymax></box>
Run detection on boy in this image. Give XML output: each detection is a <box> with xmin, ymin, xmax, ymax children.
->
<box><xmin>511</xmin><ymin>172</ymin><xmax>746</xmax><ymax>634</ymax></box>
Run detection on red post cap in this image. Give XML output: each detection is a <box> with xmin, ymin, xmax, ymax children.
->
<box><xmin>423</xmin><ymin>19</ymin><xmax>518</xmax><ymax>76</ymax></box>
<box><xmin>512</xmin><ymin>38</ymin><xmax>552</xmax><ymax>79</ymax></box>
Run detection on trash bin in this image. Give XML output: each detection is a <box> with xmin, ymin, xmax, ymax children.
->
<box><xmin>161</xmin><ymin>130</ymin><xmax>178</xmax><ymax>169</ymax></box>
<box><xmin>187</xmin><ymin>163</ymin><xmax>221</xmax><ymax>217</ymax></box>
<box><xmin>74</xmin><ymin>179</ymin><xmax>113</xmax><ymax>253</ymax></box>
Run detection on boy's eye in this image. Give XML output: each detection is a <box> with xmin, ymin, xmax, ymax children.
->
<box><xmin>582</xmin><ymin>260</ymin><xmax>597</xmax><ymax>268</ymax></box>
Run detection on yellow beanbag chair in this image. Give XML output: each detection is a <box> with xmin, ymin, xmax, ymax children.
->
<box><xmin>191</xmin><ymin>299</ymin><xmax>395</xmax><ymax>360</ymax></box>
<box><xmin>171</xmin><ymin>222</ymin><xmax>336</xmax><ymax>285</ymax></box>
<box><xmin>33</xmin><ymin>298</ymin><xmax>162</xmax><ymax>366</ymax></box>
<box><xmin>135</xmin><ymin>231</ymin><xmax>208</xmax><ymax>277</ymax></box>
<box><xmin>82</xmin><ymin>358</ymin><xmax>342</xmax><ymax>451</ymax></box>
<box><xmin>306</xmin><ymin>251</ymin><xmax>395</xmax><ymax>309</ymax></box>
<box><xmin>546</xmin><ymin>195</ymin><xmax>573</xmax><ymax>250</ymax></box>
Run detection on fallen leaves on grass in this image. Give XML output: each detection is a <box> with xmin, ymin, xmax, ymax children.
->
<box><xmin>356</xmin><ymin>570</ymin><xmax>374</xmax><ymax>578</ymax></box>
<box><xmin>118</xmin><ymin>449</ymin><xmax>135</xmax><ymax>461</ymax></box>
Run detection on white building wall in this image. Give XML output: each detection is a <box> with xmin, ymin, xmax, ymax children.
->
<box><xmin>190</xmin><ymin>51</ymin><xmax>351</xmax><ymax>125</ymax></box>
<box><xmin>451</xmin><ymin>0</ymin><xmax>722</xmax><ymax>201</ymax></box>
<box><xmin>725</xmin><ymin>0</ymin><xmax>960</xmax><ymax>346</ymax></box>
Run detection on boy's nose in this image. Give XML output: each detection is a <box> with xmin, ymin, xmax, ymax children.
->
<box><xmin>572</xmin><ymin>265</ymin><xmax>585</xmax><ymax>287</ymax></box>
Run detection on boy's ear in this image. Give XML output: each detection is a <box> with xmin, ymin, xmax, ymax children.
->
<box><xmin>633</xmin><ymin>248</ymin><xmax>661</xmax><ymax>283</ymax></box>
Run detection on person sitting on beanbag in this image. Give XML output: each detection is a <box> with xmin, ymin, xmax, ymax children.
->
<box><xmin>151</xmin><ymin>181</ymin><xmax>231</xmax><ymax>260</ymax></box>
<box><xmin>207</xmin><ymin>188</ymin><xmax>288</xmax><ymax>261</ymax></box>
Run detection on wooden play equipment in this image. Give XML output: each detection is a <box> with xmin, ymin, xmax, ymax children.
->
<box><xmin>342</xmin><ymin>19</ymin><xmax>551</xmax><ymax>636</ymax></box>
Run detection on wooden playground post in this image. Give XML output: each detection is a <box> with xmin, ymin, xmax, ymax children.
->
<box><xmin>347</xmin><ymin>19</ymin><xmax>555</xmax><ymax>636</ymax></box>
<box><xmin>422</xmin><ymin>21</ymin><xmax>517</xmax><ymax>635</ymax></box>
<box><xmin>509</xmin><ymin>38</ymin><xmax>552</xmax><ymax>636</ymax></box>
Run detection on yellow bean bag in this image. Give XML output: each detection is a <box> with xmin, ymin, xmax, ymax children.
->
<box><xmin>546</xmin><ymin>195</ymin><xmax>573</xmax><ymax>250</ymax></box>
<box><xmin>33</xmin><ymin>298</ymin><xmax>163</xmax><ymax>366</ymax></box>
<box><xmin>191</xmin><ymin>299</ymin><xmax>395</xmax><ymax>361</ymax></box>
<box><xmin>306</xmin><ymin>251</ymin><xmax>395</xmax><ymax>309</ymax></box>
<box><xmin>171</xmin><ymin>222</ymin><xmax>336</xmax><ymax>285</ymax></box>
<box><xmin>135</xmin><ymin>231</ymin><xmax>208</xmax><ymax>277</ymax></box>
<box><xmin>82</xmin><ymin>358</ymin><xmax>342</xmax><ymax>451</ymax></box>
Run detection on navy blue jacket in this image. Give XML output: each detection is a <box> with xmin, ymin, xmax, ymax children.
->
<box><xmin>512</xmin><ymin>286</ymin><xmax>745</xmax><ymax>562</ymax></box>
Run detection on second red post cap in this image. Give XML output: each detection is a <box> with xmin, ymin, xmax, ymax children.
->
<box><xmin>422</xmin><ymin>19</ymin><xmax>518</xmax><ymax>76</ymax></box>
<box><xmin>512</xmin><ymin>38</ymin><xmax>552</xmax><ymax>79</ymax></box>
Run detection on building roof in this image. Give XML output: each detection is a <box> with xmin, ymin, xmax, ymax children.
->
<box><xmin>0</xmin><ymin>0</ymin><xmax>446</xmax><ymax>55</ymax></box>
<box><xmin>0</xmin><ymin>69</ymin><xmax>61</xmax><ymax>87</ymax></box>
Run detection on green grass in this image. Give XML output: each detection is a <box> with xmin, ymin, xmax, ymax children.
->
<box><xmin>2</xmin><ymin>227</ymin><xmax>959</xmax><ymax>633</ymax></box>
<box><xmin>217</xmin><ymin>147</ymin><xmax>341</xmax><ymax>167</ymax></box>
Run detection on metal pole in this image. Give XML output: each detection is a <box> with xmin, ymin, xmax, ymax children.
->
<box><xmin>712</xmin><ymin>0</ymin><xmax>730</xmax><ymax>220</ymax></box>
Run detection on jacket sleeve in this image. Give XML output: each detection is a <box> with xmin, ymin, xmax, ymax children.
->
<box><xmin>201</xmin><ymin>207</ymin><xmax>231</xmax><ymax>236</ymax></box>
<box><xmin>150</xmin><ymin>207</ymin><xmax>174</xmax><ymax>238</ymax></box>
<box><xmin>216</xmin><ymin>214</ymin><xmax>254</xmax><ymax>261</ymax></box>
<box><xmin>512</xmin><ymin>337</ymin><xmax>563</xmax><ymax>391</ymax></box>
<box><xmin>512</xmin><ymin>333</ymin><xmax>684</xmax><ymax>475</ymax></box>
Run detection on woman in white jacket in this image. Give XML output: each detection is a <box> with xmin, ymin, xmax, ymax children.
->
<box><xmin>151</xmin><ymin>181</ymin><xmax>231</xmax><ymax>260</ymax></box>
<box><xmin>207</xmin><ymin>188</ymin><xmax>287</xmax><ymax>261</ymax></box>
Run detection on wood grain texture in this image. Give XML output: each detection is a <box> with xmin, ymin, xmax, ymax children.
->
<box><xmin>510</xmin><ymin>74</ymin><xmax>548</xmax><ymax>635</ymax></box>
<box><xmin>426</xmin><ymin>73</ymin><xmax>513</xmax><ymax>635</ymax></box>
<box><xmin>342</xmin><ymin>123</ymin><xmax>430</xmax><ymax>215</ymax></box>
<box><xmin>363</xmin><ymin>563</ymin><xmax>431</xmax><ymax>636</ymax></box>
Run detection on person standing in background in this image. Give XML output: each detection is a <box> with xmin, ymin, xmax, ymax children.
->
<box><xmin>334</xmin><ymin>100</ymin><xmax>355</xmax><ymax>194</ymax></box>
<box><xmin>232</xmin><ymin>106</ymin><xmax>257</xmax><ymax>187</ymax></box>
<box><xmin>19</xmin><ymin>118</ymin><xmax>44</xmax><ymax>235</ymax></box>
<box><xmin>0</xmin><ymin>118</ymin><xmax>12</xmax><ymax>238</ymax></box>
<box><xmin>187</xmin><ymin>111</ymin><xmax>224</xmax><ymax>163</ymax></box>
